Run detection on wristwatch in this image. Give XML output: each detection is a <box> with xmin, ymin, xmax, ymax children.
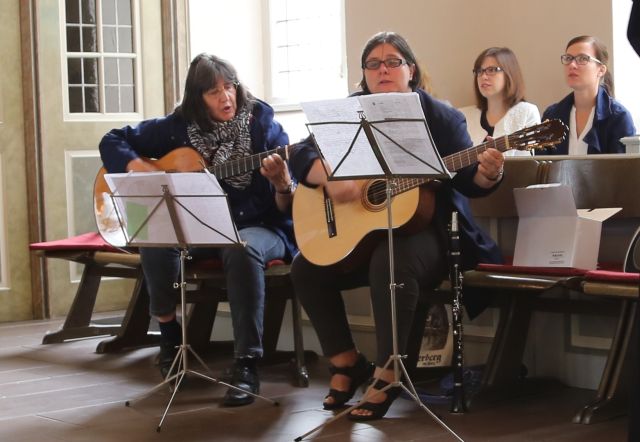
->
<box><xmin>277</xmin><ymin>181</ymin><xmax>294</xmax><ymax>194</ymax></box>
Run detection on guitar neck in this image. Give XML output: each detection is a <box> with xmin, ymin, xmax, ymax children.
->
<box><xmin>207</xmin><ymin>145</ymin><xmax>289</xmax><ymax>179</ymax></box>
<box><xmin>444</xmin><ymin>135</ymin><xmax>512</xmax><ymax>172</ymax></box>
<box><xmin>389</xmin><ymin>134</ymin><xmax>514</xmax><ymax>195</ymax></box>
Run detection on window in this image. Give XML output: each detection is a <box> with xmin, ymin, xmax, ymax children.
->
<box><xmin>267</xmin><ymin>0</ymin><xmax>347</xmax><ymax>107</ymax></box>
<box><xmin>63</xmin><ymin>0</ymin><xmax>140</xmax><ymax>116</ymax></box>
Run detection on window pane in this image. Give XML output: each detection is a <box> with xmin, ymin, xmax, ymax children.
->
<box><xmin>105</xmin><ymin>85</ymin><xmax>119</xmax><ymax>112</ymax></box>
<box><xmin>81</xmin><ymin>0</ymin><xmax>97</xmax><ymax>24</ymax></box>
<box><xmin>103</xmin><ymin>26</ymin><xmax>117</xmax><ymax>52</ymax></box>
<box><xmin>104</xmin><ymin>58</ymin><xmax>118</xmax><ymax>84</ymax></box>
<box><xmin>119</xmin><ymin>58</ymin><xmax>133</xmax><ymax>84</ymax></box>
<box><xmin>118</xmin><ymin>27</ymin><xmax>132</xmax><ymax>53</ymax></box>
<box><xmin>120</xmin><ymin>85</ymin><xmax>135</xmax><ymax>112</ymax></box>
<box><xmin>84</xmin><ymin>86</ymin><xmax>99</xmax><ymax>112</ymax></box>
<box><xmin>117</xmin><ymin>0</ymin><xmax>132</xmax><ymax>26</ymax></box>
<box><xmin>82</xmin><ymin>26</ymin><xmax>97</xmax><ymax>52</ymax></box>
<box><xmin>66</xmin><ymin>26</ymin><xmax>81</xmax><ymax>52</ymax></box>
<box><xmin>83</xmin><ymin>58</ymin><xmax>98</xmax><ymax>84</ymax></box>
<box><xmin>101</xmin><ymin>0</ymin><xmax>117</xmax><ymax>25</ymax></box>
<box><xmin>68</xmin><ymin>86</ymin><xmax>83</xmax><ymax>112</ymax></box>
<box><xmin>66</xmin><ymin>0</ymin><xmax>80</xmax><ymax>24</ymax></box>
<box><xmin>67</xmin><ymin>58</ymin><xmax>82</xmax><ymax>84</ymax></box>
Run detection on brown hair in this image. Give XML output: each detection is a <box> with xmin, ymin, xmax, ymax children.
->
<box><xmin>472</xmin><ymin>47</ymin><xmax>526</xmax><ymax>111</ymax></box>
<box><xmin>358</xmin><ymin>32</ymin><xmax>424</xmax><ymax>93</ymax></box>
<box><xmin>565</xmin><ymin>35</ymin><xmax>614</xmax><ymax>97</ymax></box>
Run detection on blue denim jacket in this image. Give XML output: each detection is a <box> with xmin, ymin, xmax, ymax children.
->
<box><xmin>541</xmin><ymin>86</ymin><xmax>636</xmax><ymax>155</ymax></box>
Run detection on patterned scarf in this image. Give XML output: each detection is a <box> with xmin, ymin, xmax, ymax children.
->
<box><xmin>187</xmin><ymin>104</ymin><xmax>253</xmax><ymax>190</ymax></box>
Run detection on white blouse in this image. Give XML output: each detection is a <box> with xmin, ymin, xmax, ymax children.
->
<box><xmin>459</xmin><ymin>101</ymin><xmax>541</xmax><ymax>156</ymax></box>
<box><xmin>567</xmin><ymin>105</ymin><xmax>595</xmax><ymax>156</ymax></box>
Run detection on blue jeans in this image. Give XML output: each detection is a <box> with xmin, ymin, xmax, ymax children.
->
<box><xmin>140</xmin><ymin>226</ymin><xmax>286</xmax><ymax>358</ymax></box>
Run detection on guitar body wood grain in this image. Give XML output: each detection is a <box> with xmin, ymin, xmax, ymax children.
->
<box><xmin>293</xmin><ymin>181</ymin><xmax>435</xmax><ymax>267</ymax></box>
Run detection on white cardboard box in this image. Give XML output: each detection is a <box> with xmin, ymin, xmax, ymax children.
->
<box><xmin>512</xmin><ymin>184</ymin><xmax>621</xmax><ymax>269</ymax></box>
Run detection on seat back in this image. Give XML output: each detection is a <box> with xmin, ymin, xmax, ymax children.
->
<box><xmin>545</xmin><ymin>155</ymin><xmax>640</xmax><ymax>268</ymax></box>
<box><xmin>469</xmin><ymin>158</ymin><xmax>545</xmax><ymax>258</ymax></box>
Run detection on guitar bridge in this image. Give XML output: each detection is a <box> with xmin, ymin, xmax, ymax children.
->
<box><xmin>323</xmin><ymin>188</ymin><xmax>337</xmax><ymax>238</ymax></box>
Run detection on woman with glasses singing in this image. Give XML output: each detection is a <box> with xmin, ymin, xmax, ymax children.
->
<box><xmin>99</xmin><ymin>53</ymin><xmax>297</xmax><ymax>406</ymax></box>
<box><xmin>460</xmin><ymin>47</ymin><xmax>540</xmax><ymax>155</ymax></box>
<box><xmin>288</xmin><ymin>31</ymin><xmax>504</xmax><ymax>420</ymax></box>
<box><xmin>541</xmin><ymin>35</ymin><xmax>635</xmax><ymax>155</ymax></box>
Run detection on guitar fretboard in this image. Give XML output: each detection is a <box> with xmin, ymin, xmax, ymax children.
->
<box><xmin>386</xmin><ymin>135</ymin><xmax>513</xmax><ymax>197</ymax></box>
<box><xmin>207</xmin><ymin>145</ymin><xmax>289</xmax><ymax>180</ymax></box>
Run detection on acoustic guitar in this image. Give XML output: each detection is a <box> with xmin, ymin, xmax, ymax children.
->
<box><xmin>293</xmin><ymin>119</ymin><xmax>567</xmax><ymax>267</ymax></box>
<box><xmin>94</xmin><ymin>145</ymin><xmax>290</xmax><ymax>247</ymax></box>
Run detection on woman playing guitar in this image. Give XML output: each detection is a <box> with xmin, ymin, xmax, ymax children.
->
<box><xmin>287</xmin><ymin>31</ymin><xmax>505</xmax><ymax>421</ymax></box>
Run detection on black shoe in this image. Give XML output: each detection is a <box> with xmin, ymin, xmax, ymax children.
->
<box><xmin>323</xmin><ymin>353</ymin><xmax>375</xmax><ymax>410</ymax></box>
<box><xmin>222</xmin><ymin>359</ymin><xmax>260</xmax><ymax>407</ymax></box>
<box><xmin>158</xmin><ymin>343</ymin><xmax>178</xmax><ymax>379</ymax></box>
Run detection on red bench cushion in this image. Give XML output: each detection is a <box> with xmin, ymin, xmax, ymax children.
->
<box><xmin>29</xmin><ymin>232</ymin><xmax>120</xmax><ymax>253</ymax></box>
<box><xmin>584</xmin><ymin>270</ymin><xmax>640</xmax><ymax>283</ymax></box>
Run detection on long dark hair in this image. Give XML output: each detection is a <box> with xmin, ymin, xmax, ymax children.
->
<box><xmin>175</xmin><ymin>53</ymin><xmax>252</xmax><ymax>130</ymax></box>
<box><xmin>358</xmin><ymin>32</ymin><xmax>424</xmax><ymax>93</ymax></box>
<box><xmin>472</xmin><ymin>47</ymin><xmax>526</xmax><ymax>111</ymax></box>
<box><xmin>566</xmin><ymin>35</ymin><xmax>614</xmax><ymax>97</ymax></box>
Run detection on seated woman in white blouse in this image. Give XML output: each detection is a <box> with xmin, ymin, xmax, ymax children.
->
<box><xmin>460</xmin><ymin>47</ymin><xmax>540</xmax><ymax>156</ymax></box>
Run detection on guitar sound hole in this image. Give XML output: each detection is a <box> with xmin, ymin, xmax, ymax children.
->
<box><xmin>367</xmin><ymin>180</ymin><xmax>388</xmax><ymax>206</ymax></box>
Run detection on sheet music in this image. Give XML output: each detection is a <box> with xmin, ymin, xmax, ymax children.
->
<box><xmin>166</xmin><ymin>173</ymin><xmax>239</xmax><ymax>245</ymax></box>
<box><xmin>104</xmin><ymin>172</ymin><xmax>239</xmax><ymax>246</ymax></box>
<box><xmin>302</xmin><ymin>92</ymin><xmax>450</xmax><ymax>178</ymax></box>
<box><xmin>358</xmin><ymin>93</ymin><xmax>447</xmax><ymax>175</ymax></box>
<box><xmin>301</xmin><ymin>97</ymin><xmax>384</xmax><ymax>176</ymax></box>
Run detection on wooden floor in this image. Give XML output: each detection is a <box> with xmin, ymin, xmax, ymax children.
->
<box><xmin>0</xmin><ymin>314</ymin><xmax>628</xmax><ymax>442</ymax></box>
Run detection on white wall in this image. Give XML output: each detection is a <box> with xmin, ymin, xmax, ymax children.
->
<box><xmin>344</xmin><ymin>0</ymin><xmax>622</xmax><ymax>113</ymax></box>
<box><xmin>189</xmin><ymin>0</ymin><xmax>266</xmax><ymax>98</ymax></box>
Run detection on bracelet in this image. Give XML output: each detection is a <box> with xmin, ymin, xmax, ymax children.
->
<box><xmin>487</xmin><ymin>168</ymin><xmax>504</xmax><ymax>182</ymax></box>
<box><xmin>276</xmin><ymin>181</ymin><xmax>294</xmax><ymax>194</ymax></box>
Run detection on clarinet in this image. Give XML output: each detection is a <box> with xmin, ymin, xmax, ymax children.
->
<box><xmin>448</xmin><ymin>211</ymin><xmax>468</xmax><ymax>413</ymax></box>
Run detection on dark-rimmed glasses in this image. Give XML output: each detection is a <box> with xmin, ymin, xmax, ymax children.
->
<box><xmin>473</xmin><ymin>66</ymin><xmax>503</xmax><ymax>77</ymax></box>
<box><xmin>560</xmin><ymin>54</ymin><xmax>603</xmax><ymax>65</ymax></box>
<box><xmin>363</xmin><ymin>58</ymin><xmax>407</xmax><ymax>70</ymax></box>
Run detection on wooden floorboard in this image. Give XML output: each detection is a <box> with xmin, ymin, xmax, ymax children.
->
<box><xmin>0</xmin><ymin>315</ymin><xmax>628</xmax><ymax>441</ymax></box>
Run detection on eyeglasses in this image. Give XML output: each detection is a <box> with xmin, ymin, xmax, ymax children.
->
<box><xmin>205</xmin><ymin>81</ymin><xmax>238</xmax><ymax>99</ymax></box>
<box><xmin>560</xmin><ymin>54</ymin><xmax>603</xmax><ymax>65</ymax></box>
<box><xmin>363</xmin><ymin>58</ymin><xmax>407</xmax><ymax>70</ymax></box>
<box><xmin>473</xmin><ymin>66</ymin><xmax>503</xmax><ymax>77</ymax></box>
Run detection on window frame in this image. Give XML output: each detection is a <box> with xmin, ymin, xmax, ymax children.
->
<box><xmin>264</xmin><ymin>0</ymin><xmax>347</xmax><ymax>111</ymax></box>
<box><xmin>59</xmin><ymin>0</ymin><xmax>144</xmax><ymax>121</ymax></box>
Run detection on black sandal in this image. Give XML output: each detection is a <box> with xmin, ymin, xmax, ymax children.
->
<box><xmin>323</xmin><ymin>353</ymin><xmax>375</xmax><ymax>410</ymax></box>
<box><xmin>347</xmin><ymin>379</ymin><xmax>401</xmax><ymax>421</ymax></box>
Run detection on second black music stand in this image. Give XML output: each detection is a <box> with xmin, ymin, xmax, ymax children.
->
<box><xmin>104</xmin><ymin>171</ymin><xmax>278</xmax><ymax>431</ymax></box>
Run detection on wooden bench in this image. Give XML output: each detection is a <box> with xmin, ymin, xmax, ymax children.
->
<box><xmin>31</xmin><ymin>233</ymin><xmax>310</xmax><ymax>387</ymax></box>
<box><xmin>463</xmin><ymin>155</ymin><xmax>640</xmax><ymax>422</ymax></box>
<box><xmin>30</xmin><ymin>233</ymin><xmax>157</xmax><ymax>350</ymax></box>
<box><xmin>574</xmin><ymin>270</ymin><xmax>639</xmax><ymax>424</ymax></box>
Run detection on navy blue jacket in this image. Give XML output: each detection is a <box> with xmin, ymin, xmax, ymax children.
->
<box><xmin>541</xmin><ymin>86</ymin><xmax>635</xmax><ymax>155</ymax></box>
<box><xmin>99</xmin><ymin>99</ymin><xmax>297</xmax><ymax>260</ymax></box>
<box><xmin>289</xmin><ymin>88</ymin><xmax>503</xmax><ymax>316</ymax></box>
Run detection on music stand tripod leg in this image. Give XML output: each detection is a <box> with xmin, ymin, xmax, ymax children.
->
<box><xmin>295</xmin><ymin>180</ymin><xmax>465</xmax><ymax>442</ymax></box>
<box><xmin>125</xmin><ymin>249</ymin><xmax>278</xmax><ymax>432</ymax></box>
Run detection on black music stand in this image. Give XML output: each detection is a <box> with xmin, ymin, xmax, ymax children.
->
<box><xmin>295</xmin><ymin>93</ymin><xmax>464</xmax><ymax>441</ymax></box>
<box><xmin>104</xmin><ymin>171</ymin><xmax>278</xmax><ymax>431</ymax></box>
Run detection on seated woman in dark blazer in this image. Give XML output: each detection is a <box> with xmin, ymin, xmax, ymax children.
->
<box><xmin>541</xmin><ymin>35</ymin><xmax>635</xmax><ymax>155</ymax></box>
